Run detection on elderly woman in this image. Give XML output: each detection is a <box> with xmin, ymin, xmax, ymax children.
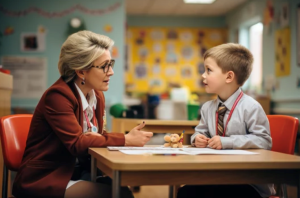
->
<box><xmin>12</xmin><ymin>31</ymin><xmax>153</xmax><ymax>198</ymax></box>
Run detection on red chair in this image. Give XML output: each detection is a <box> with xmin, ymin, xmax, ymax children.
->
<box><xmin>267</xmin><ymin>115</ymin><xmax>299</xmax><ymax>198</ymax></box>
<box><xmin>268</xmin><ymin>115</ymin><xmax>299</xmax><ymax>155</ymax></box>
<box><xmin>0</xmin><ymin>114</ymin><xmax>32</xmax><ymax>198</ymax></box>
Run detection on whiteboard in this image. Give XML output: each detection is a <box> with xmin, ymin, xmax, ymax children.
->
<box><xmin>2</xmin><ymin>56</ymin><xmax>47</xmax><ymax>99</ymax></box>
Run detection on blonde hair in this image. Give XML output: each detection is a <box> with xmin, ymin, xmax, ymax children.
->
<box><xmin>58</xmin><ymin>30</ymin><xmax>114</xmax><ymax>83</ymax></box>
<box><xmin>203</xmin><ymin>43</ymin><xmax>253</xmax><ymax>86</ymax></box>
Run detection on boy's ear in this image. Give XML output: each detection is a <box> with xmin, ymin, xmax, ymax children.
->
<box><xmin>225</xmin><ymin>71</ymin><xmax>235</xmax><ymax>83</ymax></box>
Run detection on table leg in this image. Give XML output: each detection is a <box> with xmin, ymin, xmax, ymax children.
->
<box><xmin>282</xmin><ymin>184</ymin><xmax>288</xmax><ymax>198</ymax></box>
<box><xmin>91</xmin><ymin>157</ymin><xmax>97</xmax><ymax>182</ymax></box>
<box><xmin>298</xmin><ymin>172</ymin><xmax>300</xmax><ymax>198</ymax></box>
<box><xmin>169</xmin><ymin>185</ymin><xmax>180</xmax><ymax>198</ymax></box>
<box><xmin>112</xmin><ymin>170</ymin><xmax>121</xmax><ymax>198</ymax></box>
<box><xmin>169</xmin><ymin>185</ymin><xmax>174</xmax><ymax>198</ymax></box>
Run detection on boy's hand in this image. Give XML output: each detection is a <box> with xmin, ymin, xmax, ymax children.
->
<box><xmin>194</xmin><ymin>134</ymin><xmax>210</xmax><ymax>148</ymax></box>
<box><xmin>208</xmin><ymin>136</ymin><xmax>222</xmax><ymax>150</ymax></box>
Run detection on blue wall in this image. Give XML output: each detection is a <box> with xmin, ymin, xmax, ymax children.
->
<box><xmin>127</xmin><ymin>15</ymin><xmax>227</xmax><ymax>28</ymax></box>
<box><xmin>0</xmin><ymin>0</ymin><xmax>125</xmax><ymax>110</ymax></box>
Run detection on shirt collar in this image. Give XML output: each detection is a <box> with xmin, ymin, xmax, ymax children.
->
<box><xmin>74</xmin><ymin>83</ymin><xmax>97</xmax><ymax>111</ymax></box>
<box><xmin>217</xmin><ymin>88</ymin><xmax>242</xmax><ymax>111</ymax></box>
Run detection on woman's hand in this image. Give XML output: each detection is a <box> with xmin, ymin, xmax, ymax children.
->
<box><xmin>125</xmin><ymin>121</ymin><xmax>153</xmax><ymax>146</ymax></box>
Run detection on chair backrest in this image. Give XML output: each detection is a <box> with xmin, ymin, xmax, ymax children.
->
<box><xmin>268</xmin><ymin>115</ymin><xmax>299</xmax><ymax>155</ymax></box>
<box><xmin>0</xmin><ymin>114</ymin><xmax>32</xmax><ymax>171</ymax></box>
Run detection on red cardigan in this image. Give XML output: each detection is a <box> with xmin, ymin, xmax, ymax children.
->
<box><xmin>12</xmin><ymin>78</ymin><xmax>125</xmax><ymax>198</ymax></box>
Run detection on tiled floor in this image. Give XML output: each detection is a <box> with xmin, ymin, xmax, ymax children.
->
<box><xmin>133</xmin><ymin>186</ymin><xmax>169</xmax><ymax>198</ymax></box>
<box><xmin>133</xmin><ymin>185</ymin><xmax>298</xmax><ymax>198</ymax></box>
<box><xmin>287</xmin><ymin>185</ymin><xmax>297</xmax><ymax>198</ymax></box>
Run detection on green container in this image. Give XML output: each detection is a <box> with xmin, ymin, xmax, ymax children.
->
<box><xmin>187</xmin><ymin>104</ymin><xmax>200</xmax><ymax>120</ymax></box>
<box><xmin>109</xmin><ymin>103</ymin><xmax>127</xmax><ymax>118</ymax></box>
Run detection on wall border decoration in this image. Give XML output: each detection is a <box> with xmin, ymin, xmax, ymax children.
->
<box><xmin>0</xmin><ymin>3</ymin><xmax>121</xmax><ymax>18</ymax></box>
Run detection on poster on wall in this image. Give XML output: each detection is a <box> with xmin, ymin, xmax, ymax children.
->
<box><xmin>275</xmin><ymin>28</ymin><xmax>291</xmax><ymax>77</ymax></box>
<box><xmin>21</xmin><ymin>32</ymin><xmax>46</xmax><ymax>52</ymax></box>
<box><xmin>279</xmin><ymin>3</ymin><xmax>289</xmax><ymax>28</ymax></box>
<box><xmin>2</xmin><ymin>56</ymin><xmax>47</xmax><ymax>98</ymax></box>
<box><xmin>125</xmin><ymin>27</ymin><xmax>227</xmax><ymax>94</ymax></box>
<box><xmin>263</xmin><ymin>0</ymin><xmax>274</xmax><ymax>34</ymax></box>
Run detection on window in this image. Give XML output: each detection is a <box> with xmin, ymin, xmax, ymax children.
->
<box><xmin>244</xmin><ymin>22</ymin><xmax>263</xmax><ymax>93</ymax></box>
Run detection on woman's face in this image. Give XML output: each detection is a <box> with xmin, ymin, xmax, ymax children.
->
<box><xmin>84</xmin><ymin>50</ymin><xmax>114</xmax><ymax>91</ymax></box>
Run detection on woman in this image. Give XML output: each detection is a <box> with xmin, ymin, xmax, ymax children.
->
<box><xmin>12</xmin><ymin>30</ymin><xmax>153</xmax><ymax>198</ymax></box>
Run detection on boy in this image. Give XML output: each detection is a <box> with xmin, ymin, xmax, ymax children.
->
<box><xmin>177</xmin><ymin>43</ymin><xmax>275</xmax><ymax>198</ymax></box>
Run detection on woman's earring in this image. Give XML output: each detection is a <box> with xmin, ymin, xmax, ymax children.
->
<box><xmin>81</xmin><ymin>78</ymin><xmax>85</xmax><ymax>85</ymax></box>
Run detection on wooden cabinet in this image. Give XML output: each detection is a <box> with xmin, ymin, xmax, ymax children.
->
<box><xmin>256</xmin><ymin>96</ymin><xmax>271</xmax><ymax>115</ymax></box>
<box><xmin>0</xmin><ymin>72</ymin><xmax>13</xmax><ymax>197</ymax></box>
<box><xmin>0</xmin><ymin>72</ymin><xmax>12</xmax><ymax>117</ymax></box>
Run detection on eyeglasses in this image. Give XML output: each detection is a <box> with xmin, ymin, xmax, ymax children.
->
<box><xmin>91</xmin><ymin>59</ymin><xmax>115</xmax><ymax>73</ymax></box>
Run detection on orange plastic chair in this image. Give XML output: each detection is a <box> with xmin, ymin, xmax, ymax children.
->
<box><xmin>0</xmin><ymin>114</ymin><xmax>32</xmax><ymax>198</ymax></box>
<box><xmin>267</xmin><ymin>115</ymin><xmax>299</xmax><ymax>198</ymax></box>
<box><xmin>268</xmin><ymin>115</ymin><xmax>299</xmax><ymax>155</ymax></box>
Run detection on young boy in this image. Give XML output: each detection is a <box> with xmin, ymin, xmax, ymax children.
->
<box><xmin>177</xmin><ymin>43</ymin><xmax>275</xmax><ymax>198</ymax></box>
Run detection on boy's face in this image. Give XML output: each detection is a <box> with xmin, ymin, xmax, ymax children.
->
<box><xmin>202</xmin><ymin>57</ymin><xmax>227</xmax><ymax>94</ymax></box>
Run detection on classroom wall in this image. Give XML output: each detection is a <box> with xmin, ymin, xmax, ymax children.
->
<box><xmin>127</xmin><ymin>15</ymin><xmax>227</xmax><ymax>28</ymax></box>
<box><xmin>1</xmin><ymin>0</ymin><xmax>299</xmax><ymax>124</ymax></box>
<box><xmin>0</xmin><ymin>0</ymin><xmax>125</xmax><ymax>109</ymax></box>
<box><xmin>226</xmin><ymin>0</ymin><xmax>300</xmax><ymax>118</ymax></box>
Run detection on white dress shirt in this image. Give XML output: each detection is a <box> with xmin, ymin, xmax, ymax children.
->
<box><xmin>66</xmin><ymin>84</ymin><xmax>98</xmax><ymax>190</ymax></box>
<box><xmin>74</xmin><ymin>83</ymin><xmax>98</xmax><ymax>133</ymax></box>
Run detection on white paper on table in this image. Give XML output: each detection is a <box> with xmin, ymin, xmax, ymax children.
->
<box><xmin>119</xmin><ymin>150</ymin><xmax>188</xmax><ymax>155</ymax></box>
<box><xmin>118</xmin><ymin>148</ymin><xmax>258</xmax><ymax>155</ymax></box>
<box><xmin>182</xmin><ymin>148</ymin><xmax>258</xmax><ymax>155</ymax></box>
<box><xmin>107</xmin><ymin>146</ymin><xmax>187</xmax><ymax>151</ymax></box>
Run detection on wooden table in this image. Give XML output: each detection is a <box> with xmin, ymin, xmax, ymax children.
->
<box><xmin>89</xmin><ymin>147</ymin><xmax>300</xmax><ymax>198</ymax></box>
<box><xmin>111</xmin><ymin>118</ymin><xmax>199</xmax><ymax>145</ymax></box>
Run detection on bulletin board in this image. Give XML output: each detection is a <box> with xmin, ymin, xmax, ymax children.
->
<box><xmin>125</xmin><ymin>27</ymin><xmax>227</xmax><ymax>94</ymax></box>
<box><xmin>2</xmin><ymin>56</ymin><xmax>47</xmax><ymax>99</ymax></box>
<box><xmin>275</xmin><ymin>28</ymin><xmax>291</xmax><ymax>77</ymax></box>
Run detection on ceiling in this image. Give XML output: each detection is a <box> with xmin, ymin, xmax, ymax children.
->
<box><xmin>126</xmin><ymin>0</ymin><xmax>249</xmax><ymax>16</ymax></box>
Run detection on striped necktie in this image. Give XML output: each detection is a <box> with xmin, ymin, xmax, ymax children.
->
<box><xmin>217</xmin><ymin>103</ymin><xmax>227</xmax><ymax>136</ymax></box>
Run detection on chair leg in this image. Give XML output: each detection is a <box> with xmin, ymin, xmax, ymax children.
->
<box><xmin>281</xmin><ymin>184</ymin><xmax>288</xmax><ymax>198</ymax></box>
<box><xmin>2</xmin><ymin>164</ymin><xmax>8</xmax><ymax>198</ymax></box>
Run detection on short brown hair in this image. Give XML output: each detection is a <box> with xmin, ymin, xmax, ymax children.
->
<box><xmin>203</xmin><ymin>43</ymin><xmax>253</xmax><ymax>85</ymax></box>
